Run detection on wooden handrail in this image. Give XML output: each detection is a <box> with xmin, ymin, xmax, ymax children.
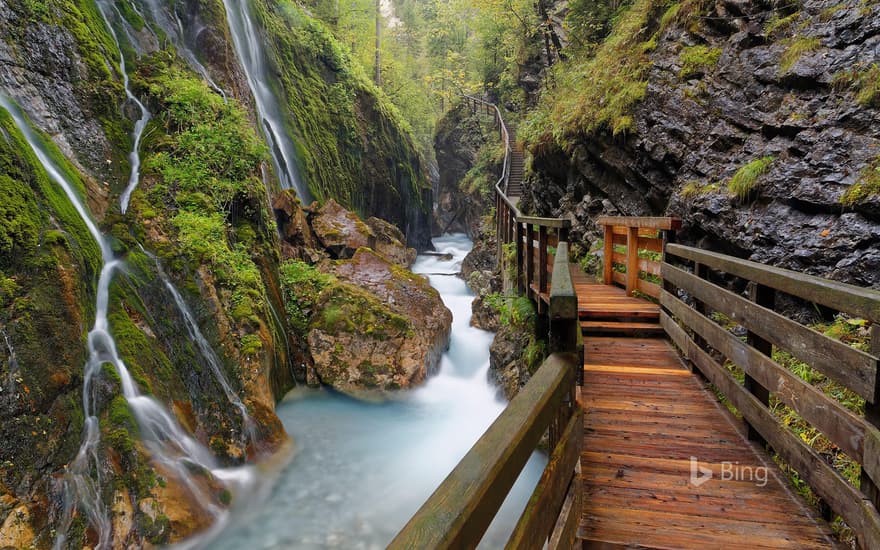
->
<box><xmin>388</xmin><ymin>353</ymin><xmax>581</xmax><ymax>549</ymax></box>
<box><xmin>662</xmin><ymin>246</ymin><xmax>880</xmax><ymax>548</ymax></box>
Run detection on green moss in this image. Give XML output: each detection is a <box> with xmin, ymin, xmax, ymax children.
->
<box><xmin>779</xmin><ymin>36</ymin><xmax>821</xmax><ymax>73</ymax></box>
<box><xmin>764</xmin><ymin>11</ymin><xmax>800</xmax><ymax>36</ymax></box>
<box><xmin>833</xmin><ymin>64</ymin><xmax>880</xmax><ymax>108</ymax></box>
<box><xmin>240</xmin><ymin>334</ymin><xmax>263</xmax><ymax>355</ymax></box>
<box><xmin>311</xmin><ymin>282</ymin><xmax>410</xmax><ymax>339</ymax></box>
<box><xmin>279</xmin><ymin>260</ymin><xmax>335</xmax><ymax>333</ymax></box>
<box><xmin>680</xmin><ymin>180</ymin><xmax>720</xmax><ymax>198</ymax></box>
<box><xmin>679</xmin><ymin>45</ymin><xmax>722</xmax><ymax>79</ymax></box>
<box><xmin>521</xmin><ymin>0</ymin><xmax>669</xmax><ymax>150</ymax></box>
<box><xmin>728</xmin><ymin>156</ymin><xmax>774</xmax><ymax>200</ymax></box>
<box><xmin>841</xmin><ymin>157</ymin><xmax>880</xmax><ymax>205</ymax></box>
<box><xmin>246</xmin><ymin>0</ymin><xmax>428</xmax><ymax>212</ymax></box>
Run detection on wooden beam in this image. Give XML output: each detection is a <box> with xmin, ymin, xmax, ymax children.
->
<box><xmin>666</xmin><ymin>244</ymin><xmax>880</xmax><ymax>324</ymax></box>
<box><xmin>526</xmin><ymin>224</ymin><xmax>535</xmax><ymax>301</ymax></box>
<box><xmin>660</xmin><ymin>298</ymin><xmax>868</xmax><ymax>460</ymax></box>
<box><xmin>626</xmin><ymin>227</ymin><xmax>639</xmax><ymax>296</ymax></box>
<box><xmin>539</xmin><ymin>226</ymin><xmax>549</xmax><ymax>294</ymax></box>
<box><xmin>516</xmin><ymin>215</ymin><xmax>571</xmax><ymax>229</ymax></box>
<box><xmin>603</xmin><ymin>225</ymin><xmax>614</xmax><ymax>285</ymax></box>
<box><xmin>388</xmin><ymin>354</ymin><xmax>576</xmax><ymax>549</ymax></box>
<box><xmin>662</xmin><ymin>262</ymin><xmax>879</xmax><ymax>402</ymax></box>
<box><xmin>596</xmin><ymin>216</ymin><xmax>682</xmax><ymax>230</ymax></box>
<box><xmin>745</xmin><ymin>283</ymin><xmax>774</xmax><ymax>446</ymax></box>
<box><xmin>507</xmin><ymin>408</ymin><xmax>583</xmax><ymax>550</ymax></box>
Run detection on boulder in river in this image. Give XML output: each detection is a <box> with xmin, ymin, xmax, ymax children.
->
<box><xmin>305</xmin><ymin>248</ymin><xmax>451</xmax><ymax>401</ymax></box>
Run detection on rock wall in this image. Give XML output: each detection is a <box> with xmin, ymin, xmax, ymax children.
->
<box><xmin>523</xmin><ymin>0</ymin><xmax>880</xmax><ymax>287</ymax></box>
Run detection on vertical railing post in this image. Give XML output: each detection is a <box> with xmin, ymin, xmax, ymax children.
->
<box><xmin>625</xmin><ymin>226</ymin><xmax>639</xmax><ymax>296</ymax></box>
<box><xmin>515</xmin><ymin>220</ymin><xmax>524</xmax><ymax>294</ymax></box>
<box><xmin>538</xmin><ymin>226</ymin><xmax>548</xmax><ymax>299</ymax></box>
<box><xmin>862</xmin><ymin>325</ymin><xmax>880</xmax><ymax>513</ymax></box>
<box><xmin>603</xmin><ymin>224</ymin><xmax>613</xmax><ymax>285</ymax></box>
<box><xmin>526</xmin><ymin>224</ymin><xmax>535</xmax><ymax>300</ymax></box>
<box><xmin>745</xmin><ymin>283</ymin><xmax>774</xmax><ymax>446</ymax></box>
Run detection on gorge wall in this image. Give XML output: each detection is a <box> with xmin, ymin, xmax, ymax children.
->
<box><xmin>520</xmin><ymin>0</ymin><xmax>880</xmax><ymax>288</ymax></box>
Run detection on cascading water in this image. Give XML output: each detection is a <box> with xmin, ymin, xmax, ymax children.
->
<box><xmin>94</xmin><ymin>0</ymin><xmax>151</xmax><ymax>214</ymax></box>
<box><xmin>143</xmin><ymin>248</ymin><xmax>256</xmax><ymax>446</ymax></box>
<box><xmin>1</xmin><ymin>327</ymin><xmax>19</xmax><ymax>402</ymax></box>
<box><xmin>136</xmin><ymin>0</ymin><xmax>228</xmax><ymax>100</ymax></box>
<box><xmin>0</xmin><ymin>96</ymin><xmax>255</xmax><ymax>550</ymax></box>
<box><xmin>221</xmin><ymin>0</ymin><xmax>312</xmax><ymax>203</ymax></box>
<box><xmin>208</xmin><ymin>234</ymin><xmax>545</xmax><ymax>549</ymax></box>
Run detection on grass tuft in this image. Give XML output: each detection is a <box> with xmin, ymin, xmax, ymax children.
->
<box><xmin>779</xmin><ymin>37</ymin><xmax>821</xmax><ymax>73</ymax></box>
<box><xmin>728</xmin><ymin>156</ymin><xmax>774</xmax><ymax>199</ymax></box>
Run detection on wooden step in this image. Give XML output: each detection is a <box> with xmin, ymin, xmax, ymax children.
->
<box><xmin>580</xmin><ymin>320</ymin><xmax>664</xmax><ymax>335</ymax></box>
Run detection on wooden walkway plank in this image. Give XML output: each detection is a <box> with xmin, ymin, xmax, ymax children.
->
<box><xmin>576</xmin><ymin>293</ymin><xmax>837</xmax><ymax>548</ymax></box>
<box><xmin>578</xmin><ymin>337</ymin><xmax>836</xmax><ymax>548</ymax></box>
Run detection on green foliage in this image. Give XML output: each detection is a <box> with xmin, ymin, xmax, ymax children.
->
<box><xmin>460</xmin><ymin>142</ymin><xmax>505</xmax><ymax>201</ymax></box>
<box><xmin>521</xmin><ymin>0</ymin><xmax>669</xmax><ymax>151</ymax></box>
<box><xmin>841</xmin><ymin>157</ymin><xmax>880</xmax><ymax>205</ymax></box>
<box><xmin>485</xmin><ymin>293</ymin><xmax>536</xmax><ymax>328</ymax></box>
<box><xmin>279</xmin><ymin>260</ymin><xmax>334</xmax><ymax>333</ymax></box>
<box><xmin>678</xmin><ymin>45</ymin><xmax>722</xmax><ymax>79</ymax></box>
<box><xmin>779</xmin><ymin>36</ymin><xmax>821</xmax><ymax>73</ymax></box>
<box><xmin>566</xmin><ymin>0</ymin><xmax>634</xmax><ymax>53</ymax></box>
<box><xmin>833</xmin><ymin>64</ymin><xmax>880</xmax><ymax>108</ymax></box>
<box><xmin>764</xmin><ymin>11</ymin><xmax>800</xmax><ymax>36</ymax></box>
<box><xmin>728</xmin><ymin>156</ymin><xmax>774</xmax><ymax>200</ymax></box>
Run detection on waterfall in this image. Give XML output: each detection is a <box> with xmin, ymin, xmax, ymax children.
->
<box><xmin>0</xmin><ymin>97</ymin><xmax>254</xmax><ymax>550</ymax></box>
<box><xmin>143</xmin><ymin>248</ymin><xmax>257</xmax><ymax>446</ymax></box>
<box><xmin>94</xmin><ymin>0</ymin><xmax>151</xmax><ymax>214</ymax></box>
<box><xmin>135</xmin><ymin>0</ymin><xmax>228</xmax><ymax>100</ymax></box>
<box><xmin>1</xmin><ymin>327</ymin><xmax>18</xmax><ymax>403</ymax></box>
<box><xmin>221</xmin><ymin>0</ymin><xmax>312</xmax><ymax>203</ymax></box>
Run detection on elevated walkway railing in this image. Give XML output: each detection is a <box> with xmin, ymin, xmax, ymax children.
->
<box><xmin>662</xmin><ymin>244</ymin><xmax>880</xmax><ymax>549</ymax></box>
<box><xmin>598</xmin><ymin>216</ymin><xmax>680</xmax><ymax>299</ymax></box>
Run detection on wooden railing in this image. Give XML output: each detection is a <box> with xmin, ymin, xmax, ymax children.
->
<box><xmin>389</xmin><ymin>96</ymin><xmax>583</xmax><ymax>550</ymax></box>
<box><xmin>598</xmin><ymin>216</ymin><xmax>680</xmax><ymax>299</ymax></box>
<box><xmin>662</xmin><ymin>244</ymin><xmax>880</xmax><ymax>549</ymax></box>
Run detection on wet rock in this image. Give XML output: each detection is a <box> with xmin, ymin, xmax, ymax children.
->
<box><xmin>311</xmin><ymin>199</ymin><xmax>376</xmax><ymax>259</ymax></box>
<box><xmin>306</xmin><ymin>249</ymin><xmax>452</xmax><ymax>401</ymax></box>
<box><xmin>273</xmin><ymin>191</ymin><xmax>325</xmax><ymax>263</ymax></box>
<box><xmin>365</xmin><ymin>216</ymin><xmax>417</xmax><ymax>267</ymax></box>
<box><xmin>488</xmin><ymin>325</ymin><xmax>534</xmax><ymax>401</ymax></box>
<box><xmin>433</xmin><ymin>103</ymin><xmax>494</xmax><ymax>237</ymax></box>
<box><xmin>0</xmin><ymin>505</ymin><xmax>34</xmax><ymax>549</ymax></box>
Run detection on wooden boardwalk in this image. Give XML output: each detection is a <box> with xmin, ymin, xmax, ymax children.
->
<box><xmin>575</xmin><ymin>282</ymin><xmax>837</xmax><ymax>548</ymax></box>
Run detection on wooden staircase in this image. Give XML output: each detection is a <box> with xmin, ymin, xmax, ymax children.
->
<box><xmin>507</xmin><ymin>131</ymin><xmax>524</xmax><ymax>199</ymax></box>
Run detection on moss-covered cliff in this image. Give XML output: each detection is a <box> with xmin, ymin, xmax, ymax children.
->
<box><xmin>0</xmin><ymin>0</ymin><xmax>439</xmax><ymax>546</ymax></box>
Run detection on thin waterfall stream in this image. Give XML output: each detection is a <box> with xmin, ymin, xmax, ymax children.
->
<box><xmin>221</xmin><ymin>0</ymin><xmax>312</xmax><ymax>203</ymax></box>
<box><xmin>0</xmin><ymin>97</ymin><xmax>259</xmax><ymax>550</ymax></box>
<box><xmin>94</xmin><ymin>0</ymin><xmax>151</xmax><ymax>214</ymax></box>
<box><xmin>206</xmin><ymin>234</ymin><xmax>545</xmax><ymax>549</ymax></box>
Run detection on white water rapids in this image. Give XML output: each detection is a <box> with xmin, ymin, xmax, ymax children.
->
<box><xmin>205</xmin><ymin>234</ymin><xmax>545</xmax><ymax>549</ymax></box>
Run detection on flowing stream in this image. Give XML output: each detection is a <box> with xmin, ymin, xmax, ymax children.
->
<box><xmin>207</xmin><ymin>234</ymin><xmax>545</xmax><ymax>549</ymax></box>
<box><xmin>0</xmin><ymin>97</ymin><xmax>257</xmax><ymax>550</ymax></box>
<box><xmin>95</xmin><ymin>0</ymin><xmax>151</xmax><ymax>214</ymax></box>
<box><xmin>221</xmin><ymin>0</ymin><xmax>312</xmax><ymax>203</ymax></box>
